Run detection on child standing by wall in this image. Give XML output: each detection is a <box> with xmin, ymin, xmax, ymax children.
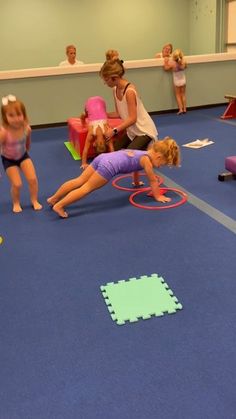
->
<box><xmin>47</xmin><ymin>137</ymin><xmax>180</xmax><ymax>218</ymax></box>
<box><xmin>0</xmin><ymin>95</ymin><xmax>42</xmax><ymax>213</ymax></box>
<box><xmin>163</xmin><ymin>49</ymin><xmax>187</xmax><ymax>114</ymax></box>
<box><xmin>80</xmin><ymin>96</ymin><xmax>114</xmax><ymax>169</ymax></box>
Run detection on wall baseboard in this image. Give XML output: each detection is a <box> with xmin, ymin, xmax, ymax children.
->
<box><xmin>149</xmin><ymin>102</ymin><xmax>227</xmax><ymax>115</ymax></box>
<box><xmin>32</xmin><ymin>121</ymin><xmax>67</xmax><ymax>130</ymax></box>
<box><xmin>31</xmin><ymin>103</ymin><xmax>227</xmax><ymax>130</ymax></box>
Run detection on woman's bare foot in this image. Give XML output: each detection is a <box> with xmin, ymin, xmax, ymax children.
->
<box><xmin>32</xmin><ymin>201</ymin><xmax>43</xmax><ymax>210</ymax></box>
<box><xmin>13</xmin><ymin>203</ymin><xmax>23</xmax><ymax>213</ymax></box>
<box><xmin>52</xmin><ymin>204</ymin><xmax>68</xmax><ymax>218</ymax></box>
<box><xmin>47</xmin><ymin>196</ymin><xmax>58</xmax><ymax>206</ymax></box>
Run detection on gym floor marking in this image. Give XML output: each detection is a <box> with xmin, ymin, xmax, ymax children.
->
<box><xmin>129</xmin><ymin>187</ymin><xmax>187</xmax><ymax>210</ymax></box>
<box><xmin>156</xmin><ymin>171</ymin><xmax>236</xmax><ymax>235</ymax></box>
<box><xmin>112</xmin><ymin>172</ymin><xmax>164</xmax><ymax>192</ymax></box>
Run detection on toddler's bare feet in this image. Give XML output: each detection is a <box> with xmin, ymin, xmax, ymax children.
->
<box><xmin>13</xmin><ymin>203</ymin><xmax>23</xmax><ymax>213</ymax></box>
<box><xmin>32</xmin><ymin>201</ymin><xmax>43</xmax><ymax>211</ymax></box>
<box><xmin>52</xmin><ymin>204</ymin><xmax>68</xmax><ymax>218</ymax></box>
<box><xmin>47</xmin><ymin>196</ymin><xmax>57</xmax><ymax>206</ymax></box>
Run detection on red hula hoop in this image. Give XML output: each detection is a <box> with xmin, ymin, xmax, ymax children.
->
<box><xmin>129</xmin><ymin>187</ymin><xmax>188</xmax><ymax>210</ymax></box>
<box><xmin>112</xmin><ymin>172</ymin><xmax>164</xmax><ymax>192</ymax></box>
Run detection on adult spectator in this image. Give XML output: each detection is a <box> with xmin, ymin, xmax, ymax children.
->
<box><xmin>59</xmin><ymin>45</ymin><xmax>84</xmax><ymax>66</ymax></box>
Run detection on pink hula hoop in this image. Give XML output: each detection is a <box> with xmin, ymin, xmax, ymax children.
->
<box><xmin>112</xmin><ymin>172</ymin><xmax>164</xmax><ymax>192</ymax></box>
<box><xmin>129</xmin><ymin>187</ymin><xmax>188</xmax><ymax>210</ymax></box>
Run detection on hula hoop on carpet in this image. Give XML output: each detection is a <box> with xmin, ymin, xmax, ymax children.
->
<box><xmin>129</xmin><ymin>187</ymin><xmax>188</xmax><ymax>210</ymax></box>
<box><xmin>112</xmin><ymin>172</ymin><xmax>164</xmax><ymax>192</ymax></box>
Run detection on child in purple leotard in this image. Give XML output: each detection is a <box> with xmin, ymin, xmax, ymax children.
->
<box><xmin>80</xmin><ymin>96</ymin><xmax>114</xmax><ymax>169</ymax></box>
<box><xmin>47</xmin><ymin>137</ymin><xmax>180</xmax><ymax>218</ymax></box>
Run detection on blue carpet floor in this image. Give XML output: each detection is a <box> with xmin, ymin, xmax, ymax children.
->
<box><xmin>153</xmin><ymin>106</ymin><xmax>236</xmax><ymax>219</ymax></box>
<box><xmin>0</xmin><ymin>107</ymin><xmax>236</xmax><ymax>419</ymax></box>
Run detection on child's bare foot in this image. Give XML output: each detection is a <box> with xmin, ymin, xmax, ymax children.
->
<box><xmin>32</xmin><ymin>201</ymin><xmax>43</xmax><ymax>211</ymax></box>
<box><xmin>47</xmin><ymin>196</ymin><xmax>57</xmax><ymax>206</ymax></box>
<box><xmin>52</xmin><ymin>204</ymin><xmax>68</xmax><ymax>218</ymax></box>
<box><xmin>13</xmin><ymin>203</ymin><xmax>23</xmax><ymax>213</ymax></box>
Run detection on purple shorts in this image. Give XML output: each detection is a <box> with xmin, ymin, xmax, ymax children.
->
<box><xmin>91</xmin><ymin>154</ymin><xmax>115</xmax><ymax>181</ymax></box>
<box><xmin>1</xmin><ymin>151</ymin><xmax>30</xmax><ymax>171</ymax></box>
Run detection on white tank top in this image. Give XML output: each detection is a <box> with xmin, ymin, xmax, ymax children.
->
<box><xmin>114</xmin><ymin>86</ymin><xmax>158</xmax><ymax>141</ymax></box>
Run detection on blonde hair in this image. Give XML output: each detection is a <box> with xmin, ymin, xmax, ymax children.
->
<box><xmin>152</xmin><ymin>137</ymin><xmax>180</xmax><ymax>166</ymax></box>
<box><xmin>172</xmin><ymin>49</ymin><xmax>184</xmax><ymax>63</ymax></box>
<box><xmin>105</xmin><ymin>49</ymin><xmax>119</xmax><ymax>61</ymax></box>
<box><xmin>1</xmin><ymin>99</ymin><xmax>28</xmax><ymax>126</ymax></box>
<box><xmin>66</xmin><ymin>44</ymin><xmax>76</xmax><ymax>54</ymax></box>
<box><xmin>100</xmin><ymin>59</ymin><xmax>125</xmax><ymax>79</ymax></box>
<box><xmin>162</xmin><ymin>43</ymin><xmax>173</xmax><ymax>54</ymax></box>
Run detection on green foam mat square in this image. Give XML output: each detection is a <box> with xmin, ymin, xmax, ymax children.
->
<box><xmin>100</xmin><ymin>274</ymin><xmax>183</xmax><ymax>325</ymax></box>
<box><xmin>64</xmin><ymin>141</ymin><xmax>81</xmax><ymax>160</ymax></box>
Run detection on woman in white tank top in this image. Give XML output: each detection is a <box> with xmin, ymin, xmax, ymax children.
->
<box><xmin>99</xmin><ymin>59</ymin><xmax>158</xmax><ymax>150</ymax></box>
<box><xmin>100</xmin><ymin>59</ymin><xmax>159</xmax><ymax>185</ymax></box>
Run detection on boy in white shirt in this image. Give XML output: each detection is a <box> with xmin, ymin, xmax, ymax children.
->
<box><xmin>59</xmin><ymin>45</ymin><xmax>84</xmax><ymax>66</ymax></box>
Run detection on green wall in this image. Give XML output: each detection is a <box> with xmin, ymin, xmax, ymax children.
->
<box><xmin>0</xmin><ymin>0</ymin><xmax>230</xmax><ymax>126</ymax></box>
<box><xmin>189</xmin><ymin>0</ymin><xmax>217</xmax><ymax>54</ymax></box>
<box><xmin>0</xmin><ymin>0</ymin><xmax>220</xmax><ymax>71</ymax></box>
<box><xmin>0</xmin><ymin>58</ymin><xmax>234</xmax><ymax>125</ymax></box>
